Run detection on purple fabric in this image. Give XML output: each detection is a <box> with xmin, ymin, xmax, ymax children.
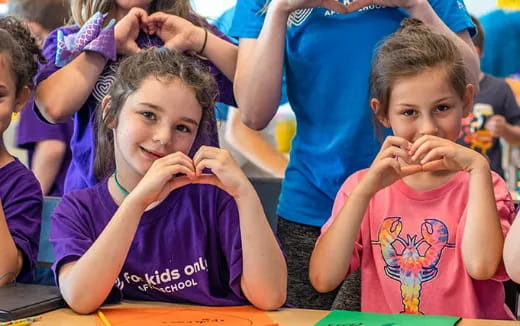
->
<box><xmin>56</xmin><ymin>12</ymin><xmax>116</xmax><ymax>67</ymax></box>
<box><xmin>50</xmin><ymin>181</ymin><xmax>248</xmax><ymax>305</ymax></box>
<box><xmin>0</xmin><ymin>160</ymin><xmax>42</xmax><ymax>283</ymax></box>
<box><xmin>36</xmin><ymin>23</ymin><xmax>235</xmax><ymax>193</ymax></box>
<box><xmin>16</xmin><ymin>98</ymin><xmax>73</xmax><ymax>197</ymax></box>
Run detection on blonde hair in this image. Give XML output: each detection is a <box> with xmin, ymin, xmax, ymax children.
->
<box><xmin>70</xmin><ymin>0</ymin><xmax>205</xmax><ymax>27</ymax></box>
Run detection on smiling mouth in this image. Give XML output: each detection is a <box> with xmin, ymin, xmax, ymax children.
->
<box><xmin>140</xmin><ymin>147</ymin><xmax>164</xmax><ymax>159</ymax></box>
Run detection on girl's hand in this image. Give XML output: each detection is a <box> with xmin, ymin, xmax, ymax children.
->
<box><xmin>128</xmin><ymin>152</ymin><xmax>195</xmax><ymax>208</ymax></box>
<box><xmin>145</xmin><ymin>12</ymin><xmax>203</xmax><ymax>53</ymax></box>
<box><xmin>115</xmin><ymin>7</ymin><xmax>148</xmax><ymax>56</ymax></box>
<box><xmin>358</xmin><ymin>136</ymin><xmax>422</xmax><ymax>196</ymax></box>
<box><xmin>272</xmin><ymin>0</ymin><xmax>348</xmax><ymax>14</ymax></box>
<box><xmin>410</xmin><ymin>135</ymin><xmax>489</xmax><ymax>173</ymax></box>
<box><xmin>192</xmin><ymin>146</ymin><xmax>250</xmax><ymax>198</ymax></box>
<box><xmin>345</xmin><ymin>0</ymin><xmax>421</xmax><ymax>13</ymax></box>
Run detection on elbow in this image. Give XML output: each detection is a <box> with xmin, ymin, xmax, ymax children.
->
<box><xmin>61</xmin><ymin>286</ymin><xmax>101</xmax><ymax>315</ymax></box>
<box><xmin>250</xmin><ymin>287</ymin><xmax>287</xmax><ymax>311</ymax></box>
<box><xmin>506</xmin><ymin>264</ymin><xmax>520</xmax><ymax>284</ymax></box>
<box><xmin>309</xmin><ymin>268</ymin><xmax>337</xmax><ymax>293</ymax></box>
<box><xmin>465</xmin><ymin>259</ymin><xmax>499</xmax><ymax>281</ymax></box>
<box><xmin>34</xmin><ymin>94</ymin><xmax>69</xmax><ymax>124</ymax></box>
<box><xmin>240</xmin><ymin>109</ymin><xmax>272</xmax><ymax>131</ymax></box>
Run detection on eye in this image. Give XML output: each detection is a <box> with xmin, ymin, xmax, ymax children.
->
<box><xmin>176</xmin><ymin>124</ymin><xmax>191</xmax><ymax>133</ymax></box>
<box><xmin>401</xmin><ymin>109</ymin><xmax>416</xmax><ymax>117</ymax></box>
<box><xmin>141</xmin><ymin>111</ymin><xmax>156</xmax><ymax>120</ymax></box>
<box><xmin>435</xmin><ymin>105</ymin><xmax>450</xmax><ymax>112</ymax></box>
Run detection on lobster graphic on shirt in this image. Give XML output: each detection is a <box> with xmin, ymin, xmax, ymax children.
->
<box><xmin>371</xmin><ymin>217</ymin><xmax>454</xmax><ymax>314</ymax></box>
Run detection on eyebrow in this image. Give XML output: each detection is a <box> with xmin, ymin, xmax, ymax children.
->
<box><xmin>138</xmin><ymin>102</ymin><xmax>199</xmax><ymax>126</ymax></box>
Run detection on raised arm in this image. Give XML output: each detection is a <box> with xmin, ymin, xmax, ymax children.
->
<box><xmin>346</xmin><ymin>0</ymin><xmax>480</xmax><ymax>91</ymax></box>
<box><xmin>32</xmin><ymin>140</ymin><xmax>68</xmax><ymax>195</ymax></box>
<box><xmin>35</xmin><ymin>52</ymin><xmax>106</xmax><ymax>123</ymax></box>
<box><xmin>225</xmin><ymin>108</ymin><xmax>287</xmax><ymax>178</ymax></box>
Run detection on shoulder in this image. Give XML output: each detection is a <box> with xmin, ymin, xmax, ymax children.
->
<box><xmin>0</xmin><ymin>160</ymin><xmax>41</xmax><ymax>194</ymax></box>
<box><xmin>55</xmin><ymin>181</ymin><xmax>107</xmax><ymax>215</ymax></box>
<box><xmin>337</xmin><ymin>169</ymin><xmax>368</xmax><ymax>195</ymax></box>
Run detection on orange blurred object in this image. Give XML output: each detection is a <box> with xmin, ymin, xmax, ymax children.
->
<box><xmin>0</xmin><ymin>0</ymin><xmax>7</xmax><ymax>4</ymax></box>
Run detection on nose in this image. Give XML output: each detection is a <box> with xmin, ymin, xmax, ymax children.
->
<box><xmin>152</xmin><ymin>124</ymin><xmax>172</xmax><ymax>146</ymax></box>
<box><xmin>418</xmin><ymin>115</ymin><xmax>439</xmax><ymax>136</ymax></box>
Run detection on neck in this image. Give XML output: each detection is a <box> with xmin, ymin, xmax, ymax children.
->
<box><xmin>0</xmin><ymin>140</ymin><xmax>13</xmax><ymax>168</ymax></box>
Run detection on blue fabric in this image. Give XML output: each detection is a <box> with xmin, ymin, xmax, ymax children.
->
<box><xmin>480</xmin><ymin>10</ymin><xmax>520</xmax><ymax>78</ymax></box>
<box><xmin>230</xmin><ymin>0</ymin><xmax>475</xmax><ymax>226</ymax></box>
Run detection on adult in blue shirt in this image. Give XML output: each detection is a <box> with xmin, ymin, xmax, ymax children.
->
<box><xmin>230</xmin><ymin>0</ymin><xmax>479</xmax><ymax>309</ymax></box>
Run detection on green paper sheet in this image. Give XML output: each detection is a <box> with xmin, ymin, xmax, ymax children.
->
<box><xmin>314</xmin><ymin>310</ymin><xmax>461</xmax><ymax>326</ymax></box>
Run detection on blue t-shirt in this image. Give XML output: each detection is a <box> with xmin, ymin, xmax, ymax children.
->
<box><xmin>230</xmin><ymin>0</ymin><xmax>474</xmax><ymax>226</ymax></box>
<box><xmin>480</xmin><ymin>10</ymin><xmax>520</xmax><ymax>78</ymax></box>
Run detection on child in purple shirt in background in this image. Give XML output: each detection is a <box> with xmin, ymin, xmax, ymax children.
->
<box><xmin>9</xmin><ymin>0</ymin><xmax>74</xmax><ymax>197</ymax></box>
<box><xmin>0</xmin><ymin>17</ymin><xmax>44</xmax><ymax>285</ymax></box>
<box><xmin>50</xmin><ymin>48</ymin><xmax>287</xmax><ymax>314</ymax></box>
<box><xmin>34</xmin><ymin>0</ymin><xmax>237</xmax><ymax>193</ymax></box>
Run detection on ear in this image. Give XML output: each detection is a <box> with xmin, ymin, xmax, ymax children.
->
<box><xmin>14</xmin><ymin>86</ymin><xmax>31</xmax><ymax>113</ymax></box>
<box><xmin>101</xmin><ymin>95</ymin><xmax>117</xmax><ymax>128</ymax></box>
<box><xmin>462</xmin><ymin>83</ymin><xmax>475</xmax><ymax>118</ymax></box>
<box><xmin>370</xmin><ymin>98</ymin><xmax>390</xmax><ymax>128</ymax></box>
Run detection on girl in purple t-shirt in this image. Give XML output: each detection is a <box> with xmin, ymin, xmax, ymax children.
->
<box><xmin>50</xmin><ymin>48</ymin><xmax>287</xmax><ymax>313</ymax></box>
<box><xmin>0</xmin><ymin>17</ymin><xmax>44</xmax><ymax>285</ymax></box>
<box><xmin>34</xmin><ymin>0</ymin><xmax>238</xmax><ymax>193</ymax></box>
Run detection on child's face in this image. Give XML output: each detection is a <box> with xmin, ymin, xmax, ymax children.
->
<box><xmin>376</xmin><ymin>68</ymin><xmax>472</xmax><ymax>143</ymax></box>
<box><xmin>0</xmin><ymin>54</ymin><xmax>29</xmax><ymax>135</ymax></box>
<box><xmin>115</xmin><ymin>0</ymin><xmax>154</xmax><ymax>11</ymax></box>
<box><xmin>112</xmin><ymin>76</ymin><xmax>202</xmax><ymax>177</ymax></box>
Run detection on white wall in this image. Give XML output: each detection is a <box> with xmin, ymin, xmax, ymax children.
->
<box><xmin>462</xmin><ymin>0</ymin><xmax>498</xmax><ymax>16</ymax></box>
<box><xmin>191</xmin><ymin>0</ymin><xmax>236</xmax><ymax>21</ymax></box>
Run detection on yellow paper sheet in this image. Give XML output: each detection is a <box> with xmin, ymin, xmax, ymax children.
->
<box><xmin>498</xmin><ymin>0</ymin><xmax>520</xmax><ymax>9</ymax></box>
<box><xmin>95</xmin><ymin>306</ymin><xmax>277</xmax><ymax>326</ymax></box>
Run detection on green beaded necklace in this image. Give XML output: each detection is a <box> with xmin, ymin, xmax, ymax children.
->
<box><xmin>113</xmin><ymin>170</ymin><xmax>129</xmax><ymax>196</ymax></box>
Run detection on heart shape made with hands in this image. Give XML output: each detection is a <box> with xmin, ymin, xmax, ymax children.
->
<box><xmin>169</xmin><ymin>173</ymin><xmax>236</xmax><ymax>197</ymax></box>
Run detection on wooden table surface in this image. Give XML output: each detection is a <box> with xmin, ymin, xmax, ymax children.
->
<box><xmin>33</xmin><ymin>301</ymin><xmax>520</xmax><ymax>326</ymax></box>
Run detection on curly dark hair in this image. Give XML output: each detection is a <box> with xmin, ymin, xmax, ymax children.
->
<box><xmin>0</xmin><ymin>16</ymin><xmax>45</xmax><ymax>92</ymax></box>
<box><xmin>94</xmin><ymin>48</ymin><xmax>218</xmax><ymax>180</ymax></box>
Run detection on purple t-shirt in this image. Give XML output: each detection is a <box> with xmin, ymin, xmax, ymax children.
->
<box><xmin>50</xmin><ymin>180</ymin><xmax>248</xmax><ymax>306</ymax></box>
<box><xmin>36</xmin><ymin>23</ymin><xmax>235</xmax><ymax>193</ymax></box>
<box><xmin>16</xmin><ymin>98</ymin><xmax>73</xmax><ymax>197</ymax></box>
<box><xmin>0</xmin><ymin>159</ymin><xmax>43</xmax><ymax>283</ymax></box>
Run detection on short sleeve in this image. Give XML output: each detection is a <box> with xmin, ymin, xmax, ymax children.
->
<box><xmin>491</xmin><ymin>172</ymin><xmax>515</xmax><ymax>281</ymax></box>
<box><xmin>318</xmin><ymin>170</ymin><xmax>366</xmax><ymax>275</ymax></box>
<box><xmin>430</xmin><ymin>0</ymin><xmax>476</xmax><ymax>36</ymax></box>
<box><xmin>229</xmin><ymin>0</ymin><xmax>266</xmax><ymax>39</ymax></box>
<box><xmin>2</xmin><ymin>167</ymin><xmax>42</xmax><ymax>283</ymax></box>
<box><xmin>216</xmin><ymin>193</ymin><xmax>245</xmax><ymax>299</ymax></box>
<box><xmin>16</xmin><ymin>98</ymin><xmax>73</xmax><ymax>148</ymax></box>
<box><xmin>49</xmin><ymin>193</ymin><xmax>95</xmax><ymax>285</ymax></box>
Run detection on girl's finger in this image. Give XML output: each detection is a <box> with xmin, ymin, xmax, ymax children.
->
<box><xmin>411</xmin><ymin>139</ymin><xmax>445</xmax><ymax>162</ymax></box>
<box><xmin>418</xmin><ymin>146</ymin><xmax>450</xmax><ymax>165</ymax></box>
<box><xmin>193</xmin><ymin>146</ymin><xmax>221</xmax><ymax>167</ymax></box>
<box><xmin>421</xmin><ymin>159</ymin><xmax>446</xmax><ymax>172</ymax></box>
<box><xmin>321</xmin><ymin>0</ymin><xmax>349</xmax><ymax>13</ymax></box>
<box><xmin>167</xmin><ymin>175</ymin><xmax>193</xmax><ymax>192</ymax></box>
<box><xmin>381</xmin><ymin>136</ymin><xmax>412</xmax><ymax>151</ymax></box>
<box><xmin>194</xmin><ymin>158</ymin><xmax>222</xmax><ymax>176</ymax></box>
<box><xmin>159</xmin><ymin>152</ymin><xmax>195</xmax><ymax>170</ymax></box>
<box><xmin>378</xmin><ymin>145</ymin><xmax>411</xmax><ymax>163</ymax></box>
<box><xmin>400</xmin><ymin>164</ymin><xmax>423</xmax><ymax>177</ymax></box>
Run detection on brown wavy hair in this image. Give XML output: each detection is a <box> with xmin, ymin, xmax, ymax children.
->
<box><xmin>0</xmin><ymin>16</ymin><xmax>44</xmax><ymax>92</ymax></box>
<box><xmin>370</xmin><ymin>18</ymin><xmax>467</xmax><ymax>134</ymax></box>
<box><xmin>94</xmin><ymin>48</ymin><xmax>217</xmax><ymax>180</ymax></box>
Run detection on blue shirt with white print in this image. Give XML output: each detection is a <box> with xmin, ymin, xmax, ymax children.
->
<box><xmin>230</xmin><ymin>0</ymin><xmax>475</xmax><ymax>227</ymax></box>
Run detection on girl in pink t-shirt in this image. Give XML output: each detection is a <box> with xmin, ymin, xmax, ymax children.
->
<box><xmin>310</xmin><ymin>19</ymin><xmax>515</xmax><ymax>320</ymax></box>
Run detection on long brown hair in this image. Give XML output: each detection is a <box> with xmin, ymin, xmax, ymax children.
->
<box><xmin>370</xmin><ymin>18</ymin><xmax>467</xmax><ymax>131</ymax></box>
<box><xmin>70</xmin><ymin>0</ymin><xmax>205</xmax><ymax>27</ymax></box>
<box><xmin>94</xmin><ymin>48</ymin><xmax>217</xmax><ymax>180</ymax></box>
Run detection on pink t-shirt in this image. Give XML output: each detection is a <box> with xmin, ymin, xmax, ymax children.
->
<box><xmin>320</xmin><ymin>169</ymin><xmax>515</xmax><ymax>320</ymax></box>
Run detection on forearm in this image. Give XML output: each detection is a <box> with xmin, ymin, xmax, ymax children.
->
<box><xmin>504</xmin><ymin>215</ymin><xmax>520</xmax><ymax>282</ymax></box>
<box><xmin>234</xmin><ymin>1</ymin><xmax>288</xmax><ymax>129</ymax></box>
<box><xmin>35</xmin><ymin>51</ymin><xmax>106</xmax><ymax>123</ymax></box>
<box><xmin>59</xmin><ymin>196</ymin><xmax>145</xmax><ymax>314</ymax></box>
<box><xmin>235</xmin><ymin>184</ymin><xmax>287</xmax><ymax>310</ymax></box>
<box><xmin>32</xmin><ymin>140</ymin><xmax>67</xmax><ymax>195</ymax></box>
<box><xmin>408</xmin><ymin>0</ymin><xmax>480</xmax><ymax>90</ymax></box>
<box><xmin>309</xmin><ymin>188</ymin><xmax>371</xmax><ymax>293</ymax></box>
<box><xmin>0</xmin><ymin>204</ymin><xmax>22</xmax><ymax>285</ymax></box>
<box><xmin>199</xmin><ymin>29</ymin><xmax>237</xmax><ymax>81</ymax></box>
<box><xmin>500</xmin><ymin>124</ymin><xmax>520</xmax><ymax>145</ymax></box>
<box><xmin>463</xmin><ymin>165</ymin><xmax>504</xmax><ymax>280</ymax></box>
<box><xmin>226</xmin><ymin>109</ymin><xmax>287</xmax><ymax>178</ymax></box>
